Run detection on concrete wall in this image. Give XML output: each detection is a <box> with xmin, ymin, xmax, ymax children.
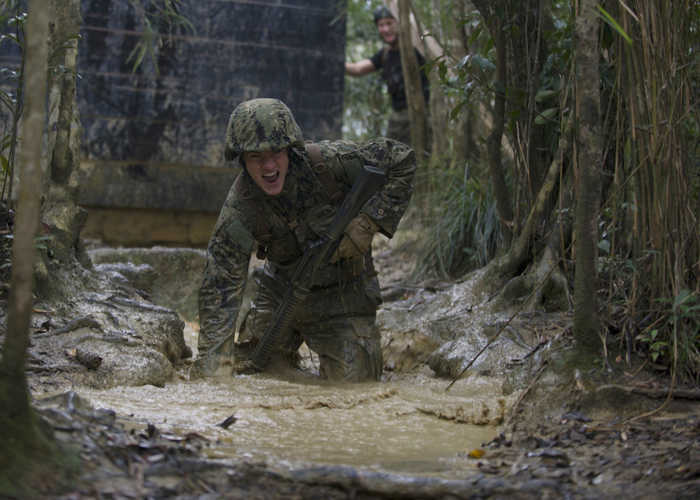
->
<box><xmin>74</xmin><ymin>0</ymin><xmax>347</xmax><ymax>246</ymax></box>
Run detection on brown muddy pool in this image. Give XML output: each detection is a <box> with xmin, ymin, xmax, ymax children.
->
<box><xmin>77</xmin><ymin>370</ymin><xmax>501</xmax><ymax>479</ymax></box>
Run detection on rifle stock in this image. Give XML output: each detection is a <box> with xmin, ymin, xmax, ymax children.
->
<box><xmin>248</xmin><ymin>164</ymin><xmax>387</xmax><ymax>371</ymax></box>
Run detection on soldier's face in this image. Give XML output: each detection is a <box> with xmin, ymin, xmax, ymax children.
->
<box><xmin>243</xmin><ymin>149</ymin><xmax>289</xmax><ymax>196</ymax></box>
<box><xmin>377</xmin><ymin>17</ymin><xmax>397</xmax><ymax>45</ymax></box>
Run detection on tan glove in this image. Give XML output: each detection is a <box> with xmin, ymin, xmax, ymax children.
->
<box><xmin>331</xmin><ymin>213</ymin><xmax>379</xmax><ymax>263</ymax></box>
<box><xmin>232</xmin><ymin>358</ymin><xmax>260</xmax><ymax>375</ymax></box>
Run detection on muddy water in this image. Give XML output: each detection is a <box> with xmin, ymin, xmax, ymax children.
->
<box><xmin>79</xmin><ymin>367</ymin><xmax>500</xmax><ymax>479</ymax></box>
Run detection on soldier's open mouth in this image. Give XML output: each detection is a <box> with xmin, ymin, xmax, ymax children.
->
<box><xmin>263</xmin><ymin>172</ymin><xmax>279</xmax><ymax>183</ymax></box>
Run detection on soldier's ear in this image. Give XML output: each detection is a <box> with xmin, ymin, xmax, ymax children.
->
<box><xmin>231</xmin><ymin>156</ymin><xmax>246</xmax><ymax>172</ymax></box>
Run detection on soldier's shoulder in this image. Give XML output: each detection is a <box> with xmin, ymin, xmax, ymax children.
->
<box><xmin>311</xmin><ymin>139</ymin><xmax>361</xmax><ymax>157</ymax></box>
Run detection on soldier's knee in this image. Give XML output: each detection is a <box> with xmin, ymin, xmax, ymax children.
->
<box><xmin>319</xmin><ymin>341</ymin><xmax>382</xmax><ymax>382</ymax></box>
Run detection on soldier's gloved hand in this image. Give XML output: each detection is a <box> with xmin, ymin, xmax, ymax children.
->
<box><xmin>331</xmin><ymin>213</ymin><xmax>379</xmax><ymax>263</ymax></box>
<box><xmin>232</xmin><ymin>358</ymin><xmax>260</xmax><ymax>375</ymax></box>
<box><xmin>191</xmin><ymin>353</ymin><xmax>221</xmax><ymax>378</ymax></box>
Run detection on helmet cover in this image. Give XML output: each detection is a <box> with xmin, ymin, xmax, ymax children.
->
<box><xmin>225</xmin><ymin>98</ymin><xmax>304</xmax><ymax>161</ymax></box>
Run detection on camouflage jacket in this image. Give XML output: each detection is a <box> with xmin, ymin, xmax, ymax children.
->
<box><xmin>198</xmin><ymin>138</ymin><xmax>416</xmax><ymax>353</ymax></box>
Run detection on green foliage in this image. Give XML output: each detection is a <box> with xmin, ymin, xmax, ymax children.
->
<box><xmin>634</xmin><ymin>291</ymin><xmax>700</xmax><ymax>381</ymax></box>
<box><xmin>668</xmin><ymin>290</ymin><xmax>700</xmax><ymax>379</ymax></box>
<box><xmin>596</xmin><ymin>1</ymin><xmax>699</xmax><ymax>381</ymax></box>
<box><xmin>126</xmin><ymin>0</ymin><xmax>195</xmax><ymax>74</ymax></box>
<box><xmin>412</xmin><ymin>165</ymin><xmax>503</xmax><ymax>280</ymax></box>
<box><xmin>596</xmin><ymin>5</ymin><xmax>632</xmax><ymax>45</ymax></box>
<box><xmin>598</xmin><ymin>198</ymin><xmax>699</xmax><ymax>381</ymax></box>
<box><xmin>636</xmin><ymin>329</ymin><xmax>668</xmax><ymax>363</ymax></box>
<box><xmin>433</xmin><ymin>8</ymin><xmax>494</xmax><ymax>115</ymax></box>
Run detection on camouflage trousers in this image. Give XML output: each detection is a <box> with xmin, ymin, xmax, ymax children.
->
<box><xmin>387</xmin><ymin>108</ymin><xmax>433</xmax><ymax>154</ymax></box>
<box><xmin>387</xmin><ymin>109</ymin><xmax>412</xmax><ymax>146</ymax></box>
<box><xmin>239</xmin><ymin>265</ymin><xmax>383</xmax><ymax>382</ymax></box>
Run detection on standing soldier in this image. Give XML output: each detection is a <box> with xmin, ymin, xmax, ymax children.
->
<box><xmin>345</xmin><ymin>5</ymin><xmax>430</xmax><ymax>147</ymax></box>
<box><xmin>196</xmin><ymin>98</ymin><xmax>415</xmax><ymax>382</ymax></box>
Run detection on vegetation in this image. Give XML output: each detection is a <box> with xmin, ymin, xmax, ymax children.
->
<box><xmin>0</xmin><ymin>1</ymin><xmax>194</xmax><ymax>494</ymax></box>
<box><xmin>344</xmin><ymin>1</ymin><xmax>698</xmax><ymax>381</ymax></box>
<box><xmin>0</xmin><ymin>0</ymin><xmax>696</xmax><ymax>493</ymax></box>
<box><xmin>0</xmin><ymin>2</ymin><xmax>77</xmax><ymax>496</ymax></box>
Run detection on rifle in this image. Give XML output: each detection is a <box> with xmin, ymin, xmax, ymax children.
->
<box><xmin>240</xmin><ymin>164</ymin><xmax>387</xmax><ymax>373</ymax></box>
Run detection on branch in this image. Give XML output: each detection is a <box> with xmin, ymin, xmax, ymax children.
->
<box><xmin>597</xmin><ymin>384</ymin><xmax>700</xmax><ymax>401</ymax></box>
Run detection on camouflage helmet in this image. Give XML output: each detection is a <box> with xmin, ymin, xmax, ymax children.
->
<box><xmin>373</xmin><ymin>5</ymin><xmax>395</xmax><ymax>24</ymax></box>
<box><xmin>225</xmin><ymin>98</ymin><xmax>304</xmax><ymax>161</ymax></box>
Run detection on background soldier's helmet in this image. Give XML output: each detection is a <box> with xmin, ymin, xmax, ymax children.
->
<box><xmin>225</xmin><ymin>98</ymin><xmax>304</xmax><ymax>161</ymax></box>
<box><xmin>373</xmin><ymin>5</ymin><xmax>395</xmax><ymax>24</ymax></box>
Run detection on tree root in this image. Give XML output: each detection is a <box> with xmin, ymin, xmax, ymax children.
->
<box><xmin>597</xmin><ymin>384</ymin><xmax>700</xmax><ymax>401</ymax></box>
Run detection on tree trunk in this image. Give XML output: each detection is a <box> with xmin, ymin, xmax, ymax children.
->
<box><xmin>426</xmin><ymin>0</ymin><xmax>450</xmax><ymax>174</ymax></box>
<box><xmin>39</xmin><ymin>0</ymin><xmax>88</xmax><ymax>277</ymax></box>
<box><xmin>48</xmin><ymin>0</ymin><xmax>81</xmax><ymax>188</ymax></box>
<box><xmin>397</xmin><ymin>0</ymin><xmax>427</xmax><ymax>159</ymax></box>
<box><xmin>0</xmin><ymin>2</ymin><xmax>60</xmax><ymax>494</ymax></box>
<box><xmin>572</xmin><ymin>0</ymin><xmax>602</xmax><ymax>354</ymax></box>
<box><xmin>1</xmin><ymin>0</ymin><xmax>49</xmax><ymax>421</ymax></box>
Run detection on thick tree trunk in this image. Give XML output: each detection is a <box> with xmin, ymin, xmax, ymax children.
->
<box><xmin>572</xmin><ymin>0</ymin><xmax>602</xmax><ymax>354</ymax></box>
<box><xmin>40</xmin><ymin>0</ymin><xmax>87</xmax><ymax>271</ymax></box>
<box><xmin>48</xmin><ymin>0</ymin><xmax>81</xmax><ymax>187</ymax></box>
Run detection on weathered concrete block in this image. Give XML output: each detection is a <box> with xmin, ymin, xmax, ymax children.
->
<box><xmin>78</xmin><ymin>0</ymin><xmax>346</xmax><ymax>166</ymax></box>
<box><xmin>78</xmin><ymin>161</ymin><xmax>238</xmax><ymax>212</ymax></box>
<box><xmin>3</xmin><ymin>1</ymin><xmax>347</xmax><ymax>245</ymax></box>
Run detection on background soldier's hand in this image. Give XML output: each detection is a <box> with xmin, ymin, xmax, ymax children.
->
<box><xmin>331</xmin><ymin>213</ymin><xmax>379</xmax><ymax>262</ymax></box>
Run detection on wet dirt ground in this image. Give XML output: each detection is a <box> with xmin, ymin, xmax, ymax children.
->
<box><xmin>32</xmin><ymin>380</ymin><xmax>700</xmax><ymax>499</ymax></box>
<box><xmin>27</xmin><ymin>309</ymin><xmax>700</xmax><ymax>500</ymax></box>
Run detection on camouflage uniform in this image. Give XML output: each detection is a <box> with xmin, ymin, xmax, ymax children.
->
<box><xmin>198</xmin><ymin>99</ymin><xmax>416</xmax><ymax>382</ymax></box>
